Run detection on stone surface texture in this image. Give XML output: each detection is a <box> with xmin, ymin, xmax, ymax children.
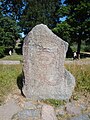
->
<box><xmin>0</xmin><ymin>98</ymin><xmax>21</xmax><ymax>120</ymax></box>
<box><xmin>55</xmin><ymin>106</ymin><xmax>66</xmax><ymax>116</ymax></box>
<box><xmin>70</xmin><ymin>114</ymin><xmax>90</xmax><ymax>120</ymax></box>
<box><xmin>23</xmin><ymin>24</ymin><xmax>75</xmax><ymax>100</ymax></box>
<box><xmin>11</xmin><ymin>103</ymin><xmax>57</xmax><ymax>120</ymax></box>
<box><xmin>65</xmin><ymin>102</ymin><xmax>82</xmax><ymax>115</ymax></box>
<box><xmin>42</xmin><ymin>104</ymin><xmax>57</xmax><ymax>120</ymax></box>
<box><xmin>11</xmin><ymin>109</ymin><xmax>41</xmax><ymax>120</ymax></box>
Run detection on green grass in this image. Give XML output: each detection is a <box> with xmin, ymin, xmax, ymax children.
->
<box><xmin>65</xmin><ymin>63</ymin><xmax>90</xmax><ymax>92</ymax></box>
<box><xmin>42</xmin><ymin>99</ymin><xmax>66</xmax><ymax>107</ymax></box>
<box><xmin>0</xmin><ymin>64</ymin><xmax>22</xmax><ymax>104</ymax></box>
<box><xmin>0</xmin><ymin>54</ymin><xmax>23</xmax><ymax>61</ymax></box>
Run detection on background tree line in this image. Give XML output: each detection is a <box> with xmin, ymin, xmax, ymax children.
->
<box><xmin>0</xmin><ymin>0</ymin><xmax>90</xmax><ymax>58</ymax></box>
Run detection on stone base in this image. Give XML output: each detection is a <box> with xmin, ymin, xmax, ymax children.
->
<box><xmin>11</xmin><ymin>103</ymin><xmax>57</xmax><ymax>120</ymax></box>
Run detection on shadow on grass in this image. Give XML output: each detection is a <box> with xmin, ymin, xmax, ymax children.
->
<box><xmin>17</xmin><ymin>71</ymin><xmax>26</xmax><ymax>97</ymax></box>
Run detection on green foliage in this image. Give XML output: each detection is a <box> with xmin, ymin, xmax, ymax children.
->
<box><xmin>71</xmin><ymin>43</ymin><xmax>90</xmax><ymax>52</ymax></box>
<box><xmin>0</xmin><ymin>0</ymin><xmax>63</xmax><ymax>34</ymax></box>
<box><xmin>0</xmin><ymin>16</ymin><xmax>21</xmax><ymax>49</ymax></box>
<box><xmin>53</xmin><ymin>21</ymin><xmax>73</xmax><ymax>43</ymax></box>
<box><xmin>65</xmin><ymin>0</ymin><xmax>90</xmax><ymax>56</ymax></box>
<box><xmin>19</xmin><ymin>0</ymin><xmax>62</xmax><ymax>34</ymax></box>
<box><xmin>0</xmin><ymin>46</ymin><xmax>5</xmax><ymax>58</ymax></box>
<box><xmin>0</xmin><ymin>0</ymin><xmax>24</xmax><ymax>20</ymax></box>
<box><xmin>84</xmin><ymin>45</ymin><xmax>90</xmax><ymax>52</ymax></box>
<box><xmin>42</xmin><ymin>99</ymin><xmax>66</xmax><ymax>107</ymax></box>
<box><xmin>53</xmin><ymin>0</ymin><xmax>90</xmax><ymax>58</ymax></box>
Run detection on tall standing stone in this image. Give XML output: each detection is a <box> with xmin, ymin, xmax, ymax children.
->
<box><xmin>23</xmin><ymin>24</ymin><xmax>75</xmax><ymax>100</ymax></box>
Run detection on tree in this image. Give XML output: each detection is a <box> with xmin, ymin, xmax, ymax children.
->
<box><xmin>53</xmin><ymin>21</ymin><xmax>73</xmax><ymax>44</ymax></box>
<box><xmin>19</xmin><ymin>0</ymin><xmax>62</xmax><ymax>34</ymax></box>
<box><xmin>1</xmin><ymin>0</ymin><xmax>63</xmax><ymax>35</ymax></box>
<box><xmin>64</xmin><ymin>0</ymin><xmax>90</xmax><ymax>58</ymax></box>
<box><xmin>0</xmin><ymin>0</ymin><xmax>25</xmax><ymax>20</ymax></box>
<box><xmin>53</xmin><ymin>0</ymin><xmax>90</xmax><ymax>58</ymax></box>
<box><xmin>53</xmin><ymin>21</ymin><xmax>74</xmax><ymax>58</ymax></box>
<box><xmin>0</xmin><ymin>16</ymin><xmax>21</xmax><ymax>51</ymax></box>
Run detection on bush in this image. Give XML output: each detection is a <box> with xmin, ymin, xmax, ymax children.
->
<box><xmin>0</xmin><ymin>46</ymin><xmax>5</xmax><ymax>58</ymax></box>
<box><xmin>84</xmin><ymin>45</ymin><xmax>90</xmax><ymax>52</ymax></box>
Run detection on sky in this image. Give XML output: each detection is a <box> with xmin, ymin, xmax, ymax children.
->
<box><xmin>60</xmin><ymin>0</ymin><xmax>66</xmax><ymax>21</ymax></box>
<box><xmin>60</xmin><ymin>16</ymin><xmax>67</xmax><ymax>22</ymax></box>
<box><xmin>61</xmin><ymin>0</ymin><xmax>65</xmax><ymax>4</ymax></box>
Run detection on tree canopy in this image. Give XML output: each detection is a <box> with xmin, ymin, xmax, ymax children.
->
<box><xmin>53</xmin><ymin>0</ymin><xmax>90</xmax><ymax>58</ymax></box>
<box><xmin>0</xmin><ymin>0</ymin><xmax>24</xmax><ymax>20</ymax></box>
<box><xmin>19</xmin><ymin>0</ymin><xmax>62</xmax><ymax>34</ymax></box>
<box><xmin>1</xmin><ymin>0</ymin><xmax>62</xmax><ymax>34</ymax></box>
<box><xmin>0</xmin><ymin>16</ymin><xmax>21</xmax><ymax>49</ymax></box>
<box><xmin>0</xmin><ymin>0</ymin><xmax>90</xmax><ymax>57</ymax></box>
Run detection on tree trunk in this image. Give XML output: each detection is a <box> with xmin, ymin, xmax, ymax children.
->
<box><xmin>77</xmin><ymin>39</ymin><xmax>81</xmax><ymax>59</ymax></box>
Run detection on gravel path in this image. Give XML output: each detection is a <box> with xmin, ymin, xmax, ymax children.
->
<box><xmin>0</xmin><ymin>60</ymin><xmax>20</xmax><ymax>64</ymax></box>
<box><xmin>65</xmin><ymin>60</ymin><xmax>90</xmax><ymax>65</ymax></box>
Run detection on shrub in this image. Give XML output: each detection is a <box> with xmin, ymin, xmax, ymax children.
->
<box><xmin>84</xmin><ymin>45</ymin><xmax>90</xmax><ymax>52</ymax></box>
<box><xmin>0</xmin><ymin>46</ymin><xmax>5</xmax><ymax>58</ymax></box>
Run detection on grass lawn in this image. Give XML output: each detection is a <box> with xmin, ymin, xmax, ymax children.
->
<box><xmin>65</xmin><ymin>61</ymin><xmax>90</xmax><ymax>92</ymax></box>
<box><xmin>0</xmin><ymin>64</ymin><xmax>22</xmax><ymax>104</ymax></box>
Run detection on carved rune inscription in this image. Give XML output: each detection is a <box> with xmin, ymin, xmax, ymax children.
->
<box><xmin>33</xmin><ymin>47</ymin><xmax>61</xmax><ymax>86</ymax></box>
